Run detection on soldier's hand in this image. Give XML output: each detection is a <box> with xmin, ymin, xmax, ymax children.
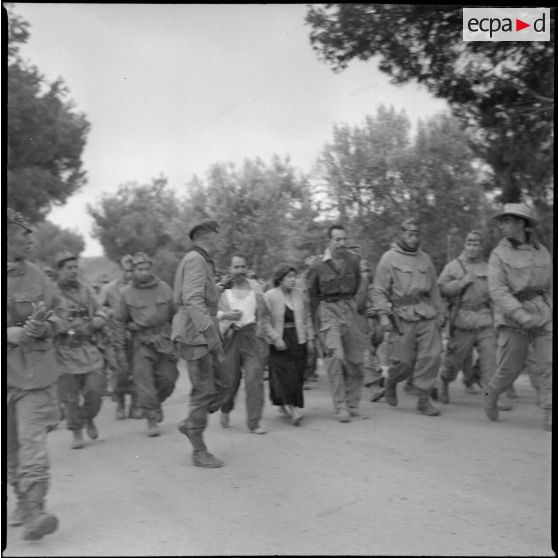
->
<box><xmin>462</xmin><ymin>271</ymin><xmax>476</xmax><ymax>287</ymax></box>
<box><xmin>511</xmin><ymin>307</ymin><xmax>538</xmax><ymax>329</ymax></box>
<box><xmin>91</xmin><ymin>316</ymin><xmax>105</xmax><ymax>330</ymax></box>
<box><xmin>202</xmin><ymin>325</ymin><xmax>222</xmax><ymax>354</ymax></box>
<box><xmin>274</xmin><ymin>338</ymin><xmax>287</xmax><ymax>351</ymax></box>
<box><xmin>379</xmin><ymin>314</ymin><xmax>393</xmax><ymax>335</ymax></box>
<box><xmin>7</xmin><ymin>326</ymin><xmax>26</xmax><ymax>346</ymax></box>
<box><xmin>23</xmin><ymin>319</ymin><xmax>48</xmax><ymax>339</ymax></box>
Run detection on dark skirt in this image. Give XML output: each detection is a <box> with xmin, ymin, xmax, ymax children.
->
<box><xmin>268</xmin><ymin>324</ymin><xmax>307</xmax><ymax>408</ymax></box>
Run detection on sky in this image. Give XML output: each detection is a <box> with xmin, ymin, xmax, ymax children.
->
<box><xmin>12</xmin><ymin>3</ymin><xmax>448</xmax><ymax>257</ymax></box>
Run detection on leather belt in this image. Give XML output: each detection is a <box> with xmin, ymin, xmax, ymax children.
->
<box><xmin>393</xmin><ymin>294</ymin><xmax>430</xmax><ymax>306</ymax></box>
<box><xmin>320</xmin><ymin>294</ymin><xmax>353</xmax><ymax>303</ymax></box>
<box><xmin>516</xmin><ymin>290</ymin><xmax>544</xmax><ymax>302</ymax></box>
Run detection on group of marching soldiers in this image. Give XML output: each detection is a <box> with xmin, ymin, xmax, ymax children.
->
<box><xmin>6</xmin><ymin>202</ymin><xmax>553</xmax><ymax>542</ymax></box>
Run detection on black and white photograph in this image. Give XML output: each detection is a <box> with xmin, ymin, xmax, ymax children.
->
<box><xmin>4</xmin><ymin>4</ymin><xmax>553</xmax><ymax>556</ymax></box>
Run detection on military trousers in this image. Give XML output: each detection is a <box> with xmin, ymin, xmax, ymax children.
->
<box><xmin>220</xmin><ymin>325</ymin><xmax>264</xmax><ymax>430</ymax></box>
<box><xmin>488</xmin><ymin>324</ymin><xmax>552</xmax><ymax>409</ymax></box>
<box><xmin>319</xmin><ymin>300</ymin><xmax>365</xmax><ymax>413</ymax></box>
<box><xmin>58</xmin><ymin>370</ymin><xmax>106</xmax><ymax>431</ymax></box>
<box><xmin>7</xmin><ymin>384</ymin><xmax>59</xmax><ymax>494</ymax></box>
<box><xmin>181</xmin><ymin>349</ymin><xmax>227</xmax><ymax>436</ymax></box>
<box><xmin>386</xmin><ymin>318</ymin><xmax>442</xmax><ymax>392</ymax></box>
<box><xmin>441</xmin><ymin>327</ymin><xmax>496</xmax><ymax>388</ymax></box>
<box><xmin>105</xmin><ymin>344</ymin><xmax>136</xmax><ymax>401</ymax></box>
<box><xmin>132</xmin><ymin>342</ymin><xmax>178</xmax><ymax>419</ymax></box>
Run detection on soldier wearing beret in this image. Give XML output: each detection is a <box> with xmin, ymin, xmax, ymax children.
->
<box><xmin>55</xmin><ymin>250</ymin><xmax>109</xmax><ymax>449</ymax></box>
<box><xmin>485</xmin><ymin>204</ymin><xmax>552</xmax><ymax>430</ymax></box>
<box><xmin>7</xmin><ymin>208</ymin><xmax>62</xmax><ymax>541</ymax></box>
<box><xmin>98</xmin><ymin>254</ymin><xmax>142</xmax><ymax>420</ymax></box>
<box><xmin>306</xmin><ymin>224</ymin><xmax>367</xmax><ymax>422</ymax></box>
<box><xmin>172</xmin><ymin>220</ymin><xmax>228</xmax><ymax>468</ymax></box>
<box><xmin>114</xmin><ymin>252</ymin><xmax>178</xmax><ymax>437</ymax></box>
<box><xmin>371</xmin><ymin>218</ymin><xmax>446</xmax><ymax>416</ymax></box>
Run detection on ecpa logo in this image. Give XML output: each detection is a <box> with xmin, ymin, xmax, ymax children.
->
<box><xmin>463</xmin><ymin>7</ymin><xmax>550</xmax><ymax>41</ymax></box>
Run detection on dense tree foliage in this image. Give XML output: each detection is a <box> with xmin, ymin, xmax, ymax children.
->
<box><xmin>6</xmin><ymin>3</ymin><xmax>90</xmax><ymax>222</ymax></box>
<box><xmin>305</xmin><ymin>4</ymin><xmax>554</xmax><ymax>213</ymax></box>
<box><xmin>314</xmin><ymin>106</ymin><xmax>486</xmax><ymax>270</ymax></box>
<box><xmin>29</xmin><ymin>220</ymin><xmax>85</xmax><ymax>269</ymax></box>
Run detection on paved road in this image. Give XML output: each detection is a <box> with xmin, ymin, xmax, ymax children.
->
<box><xmin>4</xmin><ymin>361</ymin><xmax>552</xmax><ymax>556</ymax></box>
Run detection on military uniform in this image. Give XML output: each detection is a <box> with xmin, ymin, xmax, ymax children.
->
<box><xmin>172</xmin><ymin>220</ymin><xmax>227</xmax><ymax>467</ymax></box>
<box><xmin>372</xmin><ymin>241</ymin><xmax>445</xmax><ymax>414</ymax></box>
<box><xmin>438</xmin><ymin>252</ymin><xmax>497</xmax><ymax>401</ymax></box>
<box><xmin>56</xmin><ymin>259</ymin><xmax>108</xmax><ymax>448</ymax></box>
<box><xmin>307</xmin><ymin>248</ymin><xmax>366</xmax><ymax>419</ymax></box>
<box><xmin>356</xmin><ymin>267</ymin><xmax>385</xmax><ymax>402</ymax></box>
<box><xmin>114</xmin><ymin>255</ymin><xmax>178</xmax><ymax>436</ymax></box>
<box><xmin>485</xmin><ymin>204</ymin><xmax>552</xmax><ymax>430</ymax></box>
<box><xmin>98</xmin><ymin>271</ymin><xmax>140</xmax><ymax>418</ymax></box>
<box><xmin>7</xmin><ymin>209</ymin><xmax>61</xmax><ymax>540</ymax></box>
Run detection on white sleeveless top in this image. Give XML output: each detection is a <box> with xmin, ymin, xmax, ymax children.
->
<box><xmin>226</xmin><ymin>288</ymin><xmax>256</xmax><ymax>328</ymax></box>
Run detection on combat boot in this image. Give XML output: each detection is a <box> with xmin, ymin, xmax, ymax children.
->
<box><xmin>483</xmin><ymin>389</ymin><xmax>499</xmax><ymax>421</ymax></box>
<box><xmin>115</xmin><ymin>398</ymin><xmax>126</xmax><ymax>420</ymax></box>
<box><xmin>146</xmin><ymin>417</ymin><xmax>160</xmax><ymax>437</ymax></box>
<box><xmin>385</xmin><ymin>380</ymin><xmax>398</xmax><ymax>407</ymax></box>
<box><xmin>85</xmin><ymin>419</ymin><xmax>98</xmax><ymax>440</ymax></box>
<box><xmin>177</xmin><ymin>419</ymin><xmax>224</xmax><ymax>468</ymax></box>
<box><xmin>370</xmin><ymin>387</ymin><xmax>385</xmax><ymax>402</ymax></box>
<box><xmin>439</xmin><ymin>380</ymin><xmax>450</xmax><ymax>404</ymax></box>
<box><xmin>71</xmin><ymin>429</ymin><xmax>85</xmax><ymax>449</ymax></box>
<box><xmin>543</xmin><ymin>408</ymin><xmax>552</xmax><ymax>431</ymax></box>
<box><xmin>417</xmin><ymin>391</ymin><xmax>440</xmax><ymax>416</ymax></box>
<box><xmin>404</xmin><ymin>379</ymin><xmax>419</xmax><ymax>396</ymax></box>
<box><xmin>129</xmin><ymin>401</ymin><xmax>143</xmax><ymax>419</ymax></box>
<box><xmin>8</xmin><ymin>487</ymin><xmax>28</xmax><ymax>527</ymax></box>
<box><xmin>22</xmin><ymin>483</ymin><xmax>58</xmax><ymax>541</ymax></box>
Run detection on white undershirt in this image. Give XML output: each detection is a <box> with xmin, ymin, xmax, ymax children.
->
<box><xmin>226</xmin><ymin>288</ymin><xmax>256</xmax><ymax>327</ymax></box>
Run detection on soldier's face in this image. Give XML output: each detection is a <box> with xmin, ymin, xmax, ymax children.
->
<box><xmin>230</xmin><ymin>257</ymin><xmax>247</xmax><ymax>280</ymax></box>
<box><xmin>401</xmin><ymin>226</ymin><xmax>419</xmax><ymax>249</ymax></box>
<box><xmin>7</xmin><ymin>225</ymin><xmax>33</xmax><ymax>261</ymax></box>
<box><xmin>499</xmin><ymin>216</ymin><xmax>525</xmax><ymax>241</ymax></box>
<box><xmin>133</xmin><ymin>262</ymin><xmax>152</xmax><ymax>282</ymax></box>
<box><xmin>122</xmin><ymin>266</ymin><xmax>134</xmax><ymax>283</ymax></box>
<box><xmin>60</xmin><ymin>260</ymin><xmax>79</xmax><ymax>282</ymax></box>
<box><xmin>464</xmin><ymin>238</ymin><xmax>481</xmax><ymax>259</ymax></box>
<box><xmin>328</xmin><ymin>229</ymin><xmax>347</xmax><ymax>256</ymax></box>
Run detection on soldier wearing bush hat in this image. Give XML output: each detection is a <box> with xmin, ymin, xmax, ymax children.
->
<box><xmin>485</xmin><ymin>202</ymin><xmax>552</xmax><ymax>430</ymax></box>
<box><xmin>493</xmin><ymin>203</ymin><xmax>539</xmax><ymax>227</ymax></box>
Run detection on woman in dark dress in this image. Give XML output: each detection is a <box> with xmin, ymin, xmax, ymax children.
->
<box><xmin>264</xmin><ymin>264</ymin><xmax>314</xmax><ymax>425</ymax></box>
